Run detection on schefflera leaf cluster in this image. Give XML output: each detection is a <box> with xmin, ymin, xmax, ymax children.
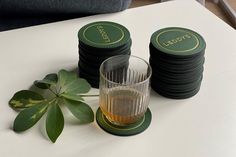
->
<box><xmin>9</xmin><ymin>70</ymin><xmax>95</xmax><ymax>143</ymax></box>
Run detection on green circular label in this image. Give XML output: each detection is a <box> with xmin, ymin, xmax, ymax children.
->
<box><xmin>78</xmin><ymin>21</ymin><xmax>130</xmax><ymax>48</ymax></box>
<box><xmin>151</xmin><ymin>27</ymin><xmax>206</xmax><ymax>56</ymax></box>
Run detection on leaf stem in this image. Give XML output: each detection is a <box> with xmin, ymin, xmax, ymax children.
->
<box><xmin>80</xmin><ymin>94</ymin><xmax>99</xmax><ymax>97</ymax></box>
<box><xmin>48</xmin><ymin>97</ymin><xmax>57</xmax><ymax>105</ymax></box>
<box><xmin>49</xmin><ymin>88</ymin><xmax>58</xmax><ymax>96</ymax></box>
<box><xmin>57</xmin><ymin>87</ymin><xmax>62</xmax><ymax>95</ymax></box>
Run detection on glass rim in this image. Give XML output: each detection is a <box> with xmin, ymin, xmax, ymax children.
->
<box><xmin>99</xmin><ymin>55</ymin><xmax>152</xmax><ymax>86</ymax></box>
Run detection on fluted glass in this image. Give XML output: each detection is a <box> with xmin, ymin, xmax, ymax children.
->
<box><xmin>99</xmin><ymin>55</ymin><xmax>152</xmax><ymax>125</ymax></box>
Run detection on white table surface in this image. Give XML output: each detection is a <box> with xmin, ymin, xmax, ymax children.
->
<box><xmin>1</xmin><ymin>0</ymin><xmax>236</xmax><ymax>157</ymax></box>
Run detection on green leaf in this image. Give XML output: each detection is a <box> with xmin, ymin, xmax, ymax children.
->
<box><xmin>34</xmin><ymin>73</ymin><xmax>58</xmax><ymax>89</ymax></box>
<box><xmin>46</xmin><ymin>102</ymin><xmax>64</xmax><ymax>143</ymax></box>
<box><xmin>58</xmin><ymin>70</ymin><xmax>77</xmax><ymax>88</ymax></box>
<box><xmin>58</xmin><ymin>70</ymin><xmax>91</xmax><ymax>94</ymax></box>
<box><xmin>64</xmin><ymin>99</ymin><xmax>94</xmax><ymax>123</ymax></box>
<box><xmin>9</xmin><ymin>69</ymin><xmax>95</xmax><ymax>143</ymax></box>
<box><xmin>9</xmin><ymin>90</ymin><xmax>45</xmax><ymax>110</ymax></box>
<box><xmin>63</xmin><ymin>78</ymin><xmax>91</xmax><ymax>94</ymax></box>
<box><xmin>60</xmin><ymin>93</ymin><xmax>84</xmax><ymax>102</ymax></box>
<box><xmin>13</xmin><ymin>102</ymin><xmax>48</xmax><ymax>132</ymax></box>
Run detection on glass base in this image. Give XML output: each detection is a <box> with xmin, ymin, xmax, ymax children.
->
<box><xmin>96</xmin><ymin>107</ymin><xmax>152</xmax><ymax>136</ymax></box>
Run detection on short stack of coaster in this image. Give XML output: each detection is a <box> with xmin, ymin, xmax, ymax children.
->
<box><xmin>78</xmin><ymin>21</ymin><xmax>131</xmax><ymax>88</ymax></box>
<box><xmin>149</xmin><ymin>27</ymin><xmax>206</xmax><ymax>99</ymax></box>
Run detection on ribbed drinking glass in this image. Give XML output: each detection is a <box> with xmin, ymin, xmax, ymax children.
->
<box><xmin>99</xmin><ymin>55</ymin><xmax>152</xmax><ymax>125</ymax></box>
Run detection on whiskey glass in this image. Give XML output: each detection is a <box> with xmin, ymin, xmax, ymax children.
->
<box><xmin>99</xmin><ymin>55</ymin><xmax>152</xmax><ymax>125</ymax></box>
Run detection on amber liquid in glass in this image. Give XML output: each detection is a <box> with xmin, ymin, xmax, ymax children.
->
<box><xmin>100</xmin><ymin>87</ymin><xmax>149</xmax><ymax>125</ymax></box>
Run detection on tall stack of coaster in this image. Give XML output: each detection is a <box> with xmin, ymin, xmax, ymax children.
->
<box><xmin>78</xmin><ymin>21</ymin><xmax>131</xmax><ymax>88</ymax></box>
<box><xmin>149</xmin><ymin>27</ymin><xmax>206</xmax><ymax>99</ymax></box>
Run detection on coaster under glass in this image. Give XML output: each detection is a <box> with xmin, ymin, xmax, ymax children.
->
<box><xmin>96</xmin><ymin>107</ymin><xmax>152</xmax><ymax>136</ymax></box>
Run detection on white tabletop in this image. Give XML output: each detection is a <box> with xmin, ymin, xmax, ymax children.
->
<box><xmin>1</xmin><ymin>0</ymin><xmax>236</xmax><ymax>157</ymax></box>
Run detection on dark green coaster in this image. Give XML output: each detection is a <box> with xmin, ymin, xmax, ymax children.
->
<box><xmin>151</xmin><ymin>27</ymin><xmax>206</xmax><ymax>57</ymax></box>
<box><xmin>78</xmin><ymin>21</ymin><xmax>131</xmax><ymax>49</ymax></box>
<box><xmin>96</xmin><ymin>107</ymin><xmax>152</xmax><ymax>136</ymax></box>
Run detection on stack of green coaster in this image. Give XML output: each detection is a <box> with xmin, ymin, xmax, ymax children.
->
<box><xmin>78</xmin><ymin>21</ymin><xmax>131</xmax><ymax>88</ymax></box>
<box><xmin>149</xmin><ymin>27</ymin><xmax>206</xmax><ymax>99</ymax></box>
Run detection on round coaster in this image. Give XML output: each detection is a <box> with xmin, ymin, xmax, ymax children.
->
<box><xmin>79</xmin><ymin>39</ymin><xmax>132</xmax><ymax>55</ymax></box>
<box><xmin>150</xmin><ymin>27</ymin><xmax>206</xmax><ymax>57</ymax></box>
<box><xmin>96</xmin><ymin>107</ymin><xmax>152</xmax><ymax>136</ymax></box>
<box><xmin>78</xmin><ymin>21</ymin><xmax>131</xmax><ymax>49</ymax></box>
<box><xmin>151</xmin><ymin>82</ymin><xmax>201</xmax><ymax>99</ymax></box>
